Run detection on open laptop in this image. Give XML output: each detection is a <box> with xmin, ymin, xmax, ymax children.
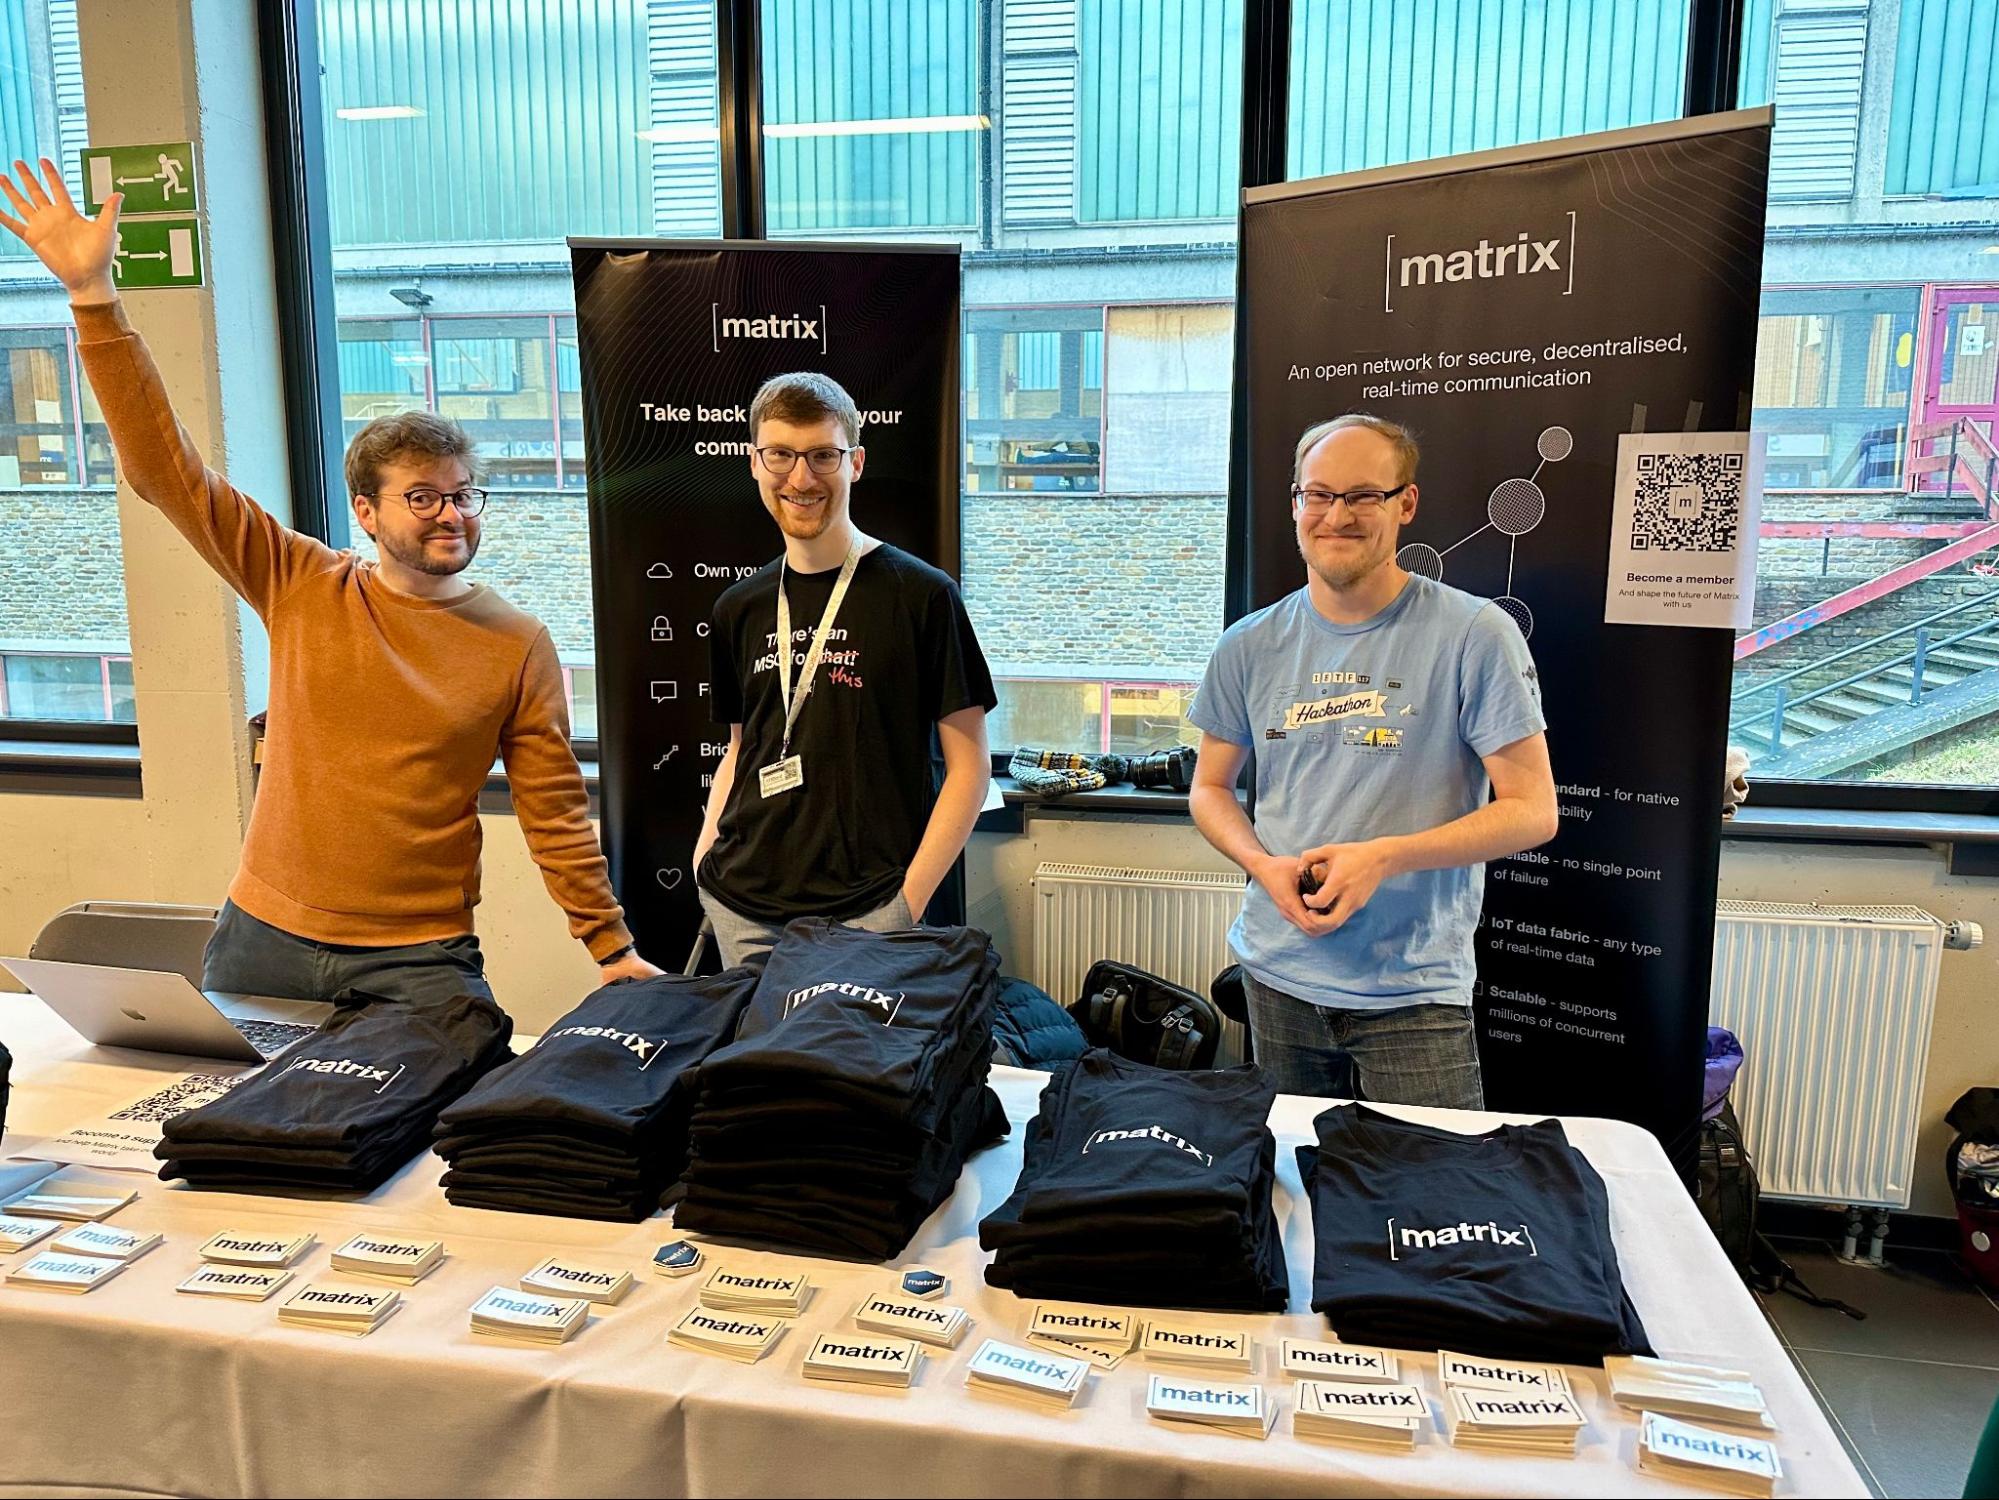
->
<box><xmin>0</xmin><ymin>956</ymin><xmax>333</xmax><ymax>1063</ymax></box>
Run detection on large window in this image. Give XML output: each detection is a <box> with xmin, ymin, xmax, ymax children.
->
<box><xmin>314</xmin><ymin>0</ymin><xmax>726</xmax><ymax>732</ymax></box>
<box><xmin>1734</xmin><ymin>0</ymin><xmax>1999</xmax><ymax>792</ymax></box>
<box><xmin>0</xmin><ymin>0</ymin><xmax>124</xmax><ymax>729</ymax></box>
<box><xmin>761</xmin><ymin>0</ymin><xmax>1240</xmax><ymax>750</ymax></box>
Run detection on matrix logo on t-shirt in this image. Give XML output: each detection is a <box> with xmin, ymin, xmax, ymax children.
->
<box><xmin>1081</xmin><ymin>1124</ymin><xmax>1214</xmax><ymax>1168</ymax></box>
<box><xmin>1386</xmin><ymin>1217</ymin><xmax>1538</xmax><ymax>1261</ymax></box>
<box><xmin>541</xmin><ymin>1024</ymin><xmax>664</xmax><ymax>1067</ymax></box>
<box><xmin>281</xmin><ymin>1056</ymin><xmax>403</xmax><ymax>1093</ymax></box>
<box><xmin>783</xmin><ymin>981</ymin><xmax>904</xmax><ymax>1024</ymax></box>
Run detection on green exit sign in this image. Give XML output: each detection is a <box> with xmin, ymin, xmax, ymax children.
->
<box><xmin>111</xmin><ymin>217</ymin><xmax>203</xmax><ymax>289</ymax></box>
<box><xmin>80</xmin><ymin>141</ymin><xmax>198</xmax><ymax>217</ymax></box>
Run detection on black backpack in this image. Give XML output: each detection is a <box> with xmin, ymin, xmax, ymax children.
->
<box><xmin>1069</xmin><ymin>960</ymin><xmax>1222</xmax><ymax>1070</ymax></box>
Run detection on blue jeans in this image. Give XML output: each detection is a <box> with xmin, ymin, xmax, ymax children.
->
<box><xmin>202</xmin><ymin>900</ymin><xmax>497</xmax><ymax>1008</ymax></box>
<box><xmin>697</xmin><ymin>887</ymin><xmax>915</xmax><ymax>970</ymax></box>
<box><xmin>1242</xmin><ymin>970</ymin><xmax>1484</xmax><ymax>1109</ymax></box>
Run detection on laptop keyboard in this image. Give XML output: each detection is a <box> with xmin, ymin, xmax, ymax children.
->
<box><xmin>232</xmin><ymin>1017</ymin><xmax>322</xmax><ymax>1057</ymax></box>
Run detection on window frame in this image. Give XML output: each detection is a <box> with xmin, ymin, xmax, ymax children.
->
<box><xmin>257</xmin><ymin>0</ymin><xmax>1999</xmax><ymax>813</ymax></box>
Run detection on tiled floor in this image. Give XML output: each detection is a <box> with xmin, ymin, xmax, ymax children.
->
<box><xmin>1756</xmin><ymin>1235</ymin><xmax>1999</xmax><ymax>1498</ymax></box>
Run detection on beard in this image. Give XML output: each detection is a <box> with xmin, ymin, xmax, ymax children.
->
<box><xmin>1298</xmin><ymin>527</ymin><xmax>1391</xmax><ymax>591</ymax></box>
<box><xmin>763</xmin><ymin>488</ymin><xmax>837</xmax><ymax>540</ymax></box>
<box><xmin>379</xmin><ymin>525</ymin><xmax>479</xmax><ymax>576</ymax></box>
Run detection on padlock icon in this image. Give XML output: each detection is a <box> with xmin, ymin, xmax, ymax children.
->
<box><xmin>650</xmin><ymin>616</ymin><xmax>673</xmax><ymax>643</ymax></box>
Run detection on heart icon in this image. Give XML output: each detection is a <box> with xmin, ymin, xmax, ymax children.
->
<box><xmin>655</xmin><ymin>868</ymin><xmax>683</xmax><ymax>891</ymax></box>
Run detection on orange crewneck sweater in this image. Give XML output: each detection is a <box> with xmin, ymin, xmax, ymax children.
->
<box><xmin>73</xmin><ymin>299</ymin><xmax>632</xmax><ymax>961</ymax></box>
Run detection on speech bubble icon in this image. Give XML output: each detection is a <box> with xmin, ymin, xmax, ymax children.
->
<box><xmin>650</xmin><ymin>681</ymin><xmax>677</xmax><ymax>702</ymax></box>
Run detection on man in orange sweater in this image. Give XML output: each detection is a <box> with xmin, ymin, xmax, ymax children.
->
<box><xmin>1</xmin><ymin>158</ymin><xmax>658</xmax><ymax>1006</ymax></box>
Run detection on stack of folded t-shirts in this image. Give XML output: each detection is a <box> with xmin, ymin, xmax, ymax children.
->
<box><xmin>157</xmin><ymin>992</ymin><xmax>512</xmax><ymax>1193</ymax></box>
<box><xmin>981</xmin><ymin>1049</ymin><xmax>1288</xmax><ymax>1311</ymax></box>
<box><xmin>1295</xmin><ymin>1103</ymin><xmax>1654</xmax><ymax>1362</ymax></box>
<box><xmin>432</xmin><ymin>969</ymin><xmax>758</xmax><ymax>1220</ymax></box>
<box><xmin>672</xmin><ymin>919</ymin><xmax>1009</xmax><ymax>1261</ymax></box>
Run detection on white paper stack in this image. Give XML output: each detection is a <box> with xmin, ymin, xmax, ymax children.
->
<box><xmin>4</xmin><ymin>1188</ymin><xmax>134</xmax><ymax>1222</ymax></box>
<box><xmin>1293</xmin><ymin>1379</ymin><xmax>1430</xmax><ymax>1449</ymax></box>
<box><xmin>51</xmin><ymin>1222</ymin><xmax>160</xmax><ymax>1263</ymax></box>
<box><xmin>854</xmin><ymin>1289</ymin><xmax>970</xmax><ymax>1349</ymax></box>
<box><xmin>1145</xmin><ymin>1373</ymin><xmax>1275</xmax><ymax>1439</ymax></box>
<box><xmin>1024</xmin><ymin>1302</ymin><xmax>1138</xmax><ymax>1370</ymax></box>
<box><xmin>700</xmin><ymin>1265</ymin><xmax>811</xmax><ymax>1316</ymax></box>
<box><xmin>1440</xmin><ymin>1349</ymin><xmax>1576</xmax><ymax>1401</ymax></box>
<box><xmin>520</xmin><ymin>1256</ymin><xmax>634</xmax><ymax>1306</ymax></box>
<box><xmin>177</xmin><ymin>1264</ymin><xmax>294</xmax><ymax>1302</ymax></box>
<box><xmin>1139</xmin><ymin>1318</ymin><xmax>1257</xmax><ymax>1374</ymax></box>
<box><xmin>1444</xmin><ymin>1383</ymin><xmax>1587</xmax><ymax>1454</ymax></box>
<box><xmin>470</xmin><ymin>1285</ymin><xmax>591</xmax><ymax>1345</ymax></box>
<box><xmin>277</xmin><ymin>1282</ymin><xmax>400</xmax><ymax>1336</ymax></box>
<box><xmin>0</xmin><ymin>1215</ymin><xmax>60</xmax><ymax>1254</ymax></box>
<box><xmin>802</xmin><ymin>1331</ymin><xmax>923</xmax><ymax>1389</ymax></box>
<box><xmin>1279</xmin><ymin>1337</ymin><xmax>1401</xmax><ymax>1383</ymax></box>
<box><xmin>4</xmin><ymin>1250</ymin><xmax>130</xmax><ymax>1293</ymax></box>
<box><xmin>667</xmin><ymin>1305</ymin><xmax>787</xmax><ymax>1364</ymax></box>
<box><xmin>199</xmin><ymin>1229</ymin><xmax>314</xmax><ymax>1268</ymax></box>
<box><xmin>330</xmin><ymin>1231</ymin><xmax>444</xmax><ymax>1286</ymax></box>
<box><xmin>1638</xmin><ymin>1412</ymin><xmax>1784</xmax><ymax>1497</ymax></box>
<box><xmin>964</xmin><ymin>1338</ymin><xmax>1089</xmax><ymax>1411</ymax></box>
<box><xmin>1606</xmin><ymin>1355</ymin><xmax>1775</xmax><ymax>1430</ymax></box>
<box><xmin>652</xmin><ymin>1240</ymin><xmax>704</xmax><ymax>1278</ymax></box>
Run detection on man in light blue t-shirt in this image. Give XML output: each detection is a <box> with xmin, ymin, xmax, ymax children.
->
<box><xmin>1189</xmin><ymin>414</ymin><xmax>1558</xmax><ymax>1109</ymax></box>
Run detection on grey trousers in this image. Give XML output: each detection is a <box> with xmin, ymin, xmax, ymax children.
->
<box><xmin>202</xmin><ymin>900</ymin><xmax>497</xmax><ymax>1007</ymax></box>
<box><xmin>696</xmin><ymin>887</ymin><xmax>915</xmax><ymax>970</ymax></box>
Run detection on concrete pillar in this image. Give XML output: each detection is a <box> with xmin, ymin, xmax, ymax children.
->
<box><xmin>73</xmin><ymin>0</ymin><xmax>288</xmax><ymax>904</ymax></box>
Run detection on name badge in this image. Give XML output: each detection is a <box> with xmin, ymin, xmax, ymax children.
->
<box><xmin>758</xmin><ymin>755</ymin><xmax>805</xmax><ymax>798</ymax></box>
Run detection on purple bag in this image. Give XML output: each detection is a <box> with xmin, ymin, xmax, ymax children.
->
<box><xmin>1703</xmin><ymin>1027</ymin><xmax>1745</xmax><ymax>1122</ymax></box>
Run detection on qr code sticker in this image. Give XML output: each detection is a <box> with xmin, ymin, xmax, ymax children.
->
<box><xmin>1630</xmin><ymin>449</ymin><xmax>1745</xmax><ymax>552</ymax></box>
<box><xmin>108</xmin><ymin>1074</ymin><xmax>243</xmax><ymax>1124</ymax></box>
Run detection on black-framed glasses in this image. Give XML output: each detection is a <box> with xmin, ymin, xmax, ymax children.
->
<box><xmin>1291</xmin><ymin>483</ymin><xmax>1409</xmax><ymax>514</ymax></box>
<box><xmin>374</xmin><ymin>486</ymin><xmax>490</xmax><ymax>519</ymax></box>
<box><xmin>755</xmin><ymin>445</ymin><xmax>854</xmax><ymax>476</ymax></box>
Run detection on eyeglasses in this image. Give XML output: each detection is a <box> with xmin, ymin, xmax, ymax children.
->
<box><xmin>374</xmin><ymin>486</ymin><xmax>489</xmax><ymax>519</ymax></box>
<box><xmin>755</xmin><ymin>445</ymin><xmax>854</xmax><ymax>477</ymax></box>
<box><xmin>1291</xmin><ymin>483</ymin><xmax>1409</xmax><ymax>515</ymax></box>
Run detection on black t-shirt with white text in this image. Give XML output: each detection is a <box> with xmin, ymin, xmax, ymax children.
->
<box><xmin>698</xmin><ymin>543</ymin><xmax>996</xmax><ymax>922</ymax></box>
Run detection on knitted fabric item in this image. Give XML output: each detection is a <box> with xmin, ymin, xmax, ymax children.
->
<box><xmin>1008</xmin><ymin>747</ymin><xmax>1131</xmax><ymax>798</ymax></box>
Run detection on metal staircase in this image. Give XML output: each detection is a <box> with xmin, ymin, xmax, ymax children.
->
<box><xmin>1731</xmin><ymin>591</ymin><xmax>1999</xmax><ymax>762</ymax></box>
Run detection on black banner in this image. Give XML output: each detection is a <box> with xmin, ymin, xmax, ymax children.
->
<box><xmin>1240</xmin><ymin>112</ymin><xmax>1771</xmax><ymax>1168</ymax></box>
<box><xmin>571</xmin><ymin>240</ymin><xmax>961</xmax><ymax>961</ymax></box>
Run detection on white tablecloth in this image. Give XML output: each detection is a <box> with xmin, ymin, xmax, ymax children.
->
<box><xmin>0</xmin><ymin>999</ymin><xmax>1865</xmax><ymax>1499</ymax></box>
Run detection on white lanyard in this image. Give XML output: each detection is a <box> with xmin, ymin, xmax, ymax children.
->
<box><xmin>774</xmin><ymin>540</ymin><xmax>862</xmax><ymax>758</ymax></box>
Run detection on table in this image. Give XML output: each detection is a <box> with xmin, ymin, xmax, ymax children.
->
<box><xmin>0</xmin><ymin>999</ymin><xmax>1866</xmax><ymax>1498</ymax></box>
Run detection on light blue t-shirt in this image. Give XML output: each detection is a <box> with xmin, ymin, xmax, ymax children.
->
<box><xmin>1189</xmin><ymin>575</ymin><xmax>1546</xmax><ymax>1011</ymax></box>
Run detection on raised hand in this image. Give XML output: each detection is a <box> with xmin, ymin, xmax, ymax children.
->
<box><xmin>0</xmin><ymin>156</ymin><xmax>120</xmax><ymax>304</ymax></box>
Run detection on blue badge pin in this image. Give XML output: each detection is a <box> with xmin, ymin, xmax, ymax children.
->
<box><xmin>900</xmin><ymin>1268</ymin><xmax>948</xmax><ymax>1300</ymax></box>
<box><xmin>653</xmin><ymin>1240</ymin><xmax>703</xmax><ymax>1277</ymax></box>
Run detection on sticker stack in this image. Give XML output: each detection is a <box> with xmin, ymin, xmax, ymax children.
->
<box><xmin>5</xmin><ymin>1250</ymin><xmax>130</xmax><ymax>1293</ymax></box>
<box><xmin>278</xmin><ymin>1283</ymin><xmax>400</xmax><ymax>1336</ymax></box>
<box><xmin>700</xmin><ymin>1265</ymin><xmax>810</xmax><ymax>1317</ymax></box>
<box><xmin>1638</xmin><ymin>1413</ymin><xmax>1784</xmax><ymax>1497</ymax></box>
<box><xmin>802</xmin><ymin>1332</ymin><xmax>923</xmax><ymax>1389</ymax></box>
<box><xmin>855</xmin><ymin>1290</ymin><xmax>970</xmax><ymax>1349</ymax></box>
<box><xmin>1607</xmin><ymin>1356</ymin><xmax>1775</xmax><ymax>1430</ymax></box>
<box><xmin>330</xmin><ymin>1231</ymin><xmax>444</xmax><ymax>1286</ymax></box>
<box><xmin>1024</xmin><ymin>1302</ymin><xmax>1139</xmax><ymax>1370</ymax></box>
<box><xmin>1440</xmin><ymin>1350</ymin><xmax>1586</xmax><ymax>1455</ymax></box>
<box><xmin>667</xmin><ymin>1305</ymin><xmax>787</xmax><ymax>1364</ymax></box>
<box><xmin>1145</xmin><ymin>1374</ymin><xmax>1275</xmax><ymax>1439</ymax></box>
<box><xmin>1140</xmin><ymin>1318</ymin><xmax>1257</xmax><ymax>1374</ymax></box>
<box><xmin>200</xmin><ymin>1229</ymin><xmax>314</xmax><ymax>1268</ymax></box>
<box><xmin>178</xmin><ymin>1264</ymin><xmax>294</xmax><ymax>1301</ymax></box>
<box><xmin>520</xmin><ymin>1257</ymin><xmax>633</xmax><ymax>1306</ymax></box>
<box><xmin>51</xmin><ymin>1222</ymin><xmax>160</xmax><ymax>1263</ymax></box>
<box><xmin>1292</xmin><ymin>1380</ymin><xmax>1431</xmax><ymax>1449</ymax></box>
<box><xmin>470</xmin><ymin>1285</ymin><xmax>591</xmax><ymax>1345</ymax></box>
<box><xmin>964</xmin><ymin>1338</ymin><xmax>1089</xmax><ymax>1411</ymax></box>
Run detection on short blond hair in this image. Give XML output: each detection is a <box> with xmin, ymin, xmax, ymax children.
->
<box><xmin>1293</xmin><ymin>413</ymin><xmax>1420</xmax><ymax>486</ymax></box>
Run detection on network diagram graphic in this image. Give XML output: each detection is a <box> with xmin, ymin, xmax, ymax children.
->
<box><xmin>1395</xmin><ymin>424</ymin><xmax>1572</xmax><ymax>641</ymax></box>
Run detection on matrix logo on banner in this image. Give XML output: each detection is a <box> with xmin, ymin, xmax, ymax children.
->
<box><xmin>1239</xmin><ymin>112</ymin><xmax>1772</xmax><ymax>1170</ymax></box>
<box><xmin>570</xmin><ymin>240</ymin><xmax>960</xmax><ymax>955</ymax></box>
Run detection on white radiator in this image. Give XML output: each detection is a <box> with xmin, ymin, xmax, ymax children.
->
<box><xmin>1709</xmin><ymin>900</ymin><xmax>1946</xmax><ymax>1209</ymax></box>
<box><xmin>1031</xmin><ymin>863</ymin><xmax>1247</xmax><ymax>1063</ymax></box>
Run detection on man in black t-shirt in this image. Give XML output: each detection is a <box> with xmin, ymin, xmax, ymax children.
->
<box><xmin>693</xmin><ymin>372</ymin><xmax>997</xmax><ymax>967</ymax></box>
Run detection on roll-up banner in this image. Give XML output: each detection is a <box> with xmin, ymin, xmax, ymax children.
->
<box><xmin>1239</xmin><ymin>110</ymin><xmax>1772</xmax><ymax>1169</ymax></box>
<box><xmin>570</xmin><ymin>240</ymin><xmax>962</xmax><ymax>960</ymax></box>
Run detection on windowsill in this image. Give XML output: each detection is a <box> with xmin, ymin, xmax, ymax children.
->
<box><xmin>15</xmin><ymin>747</ymin><xmax>1999</xmax><ymax>873</ymax></box>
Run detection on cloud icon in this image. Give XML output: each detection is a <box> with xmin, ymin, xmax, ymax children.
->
<box><xmin>647</xmin><ymin>562</ymin><xmax>672</xmax><ymax>580</ymax></box>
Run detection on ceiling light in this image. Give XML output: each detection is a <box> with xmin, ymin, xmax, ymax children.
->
<box><xmin>1980</xmin><ymin>244</ymin><xmax>1999</xmax><ymax>255</ymax></box>
<box><xmin>337</xmin><ymin>105</ymin><xmax>423</xmax><ymax>121</ymax></box>
<box><xmin>763</xmin><ymin>114</ymin><xmax>990</xmax><ymax>140</ymax></box>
